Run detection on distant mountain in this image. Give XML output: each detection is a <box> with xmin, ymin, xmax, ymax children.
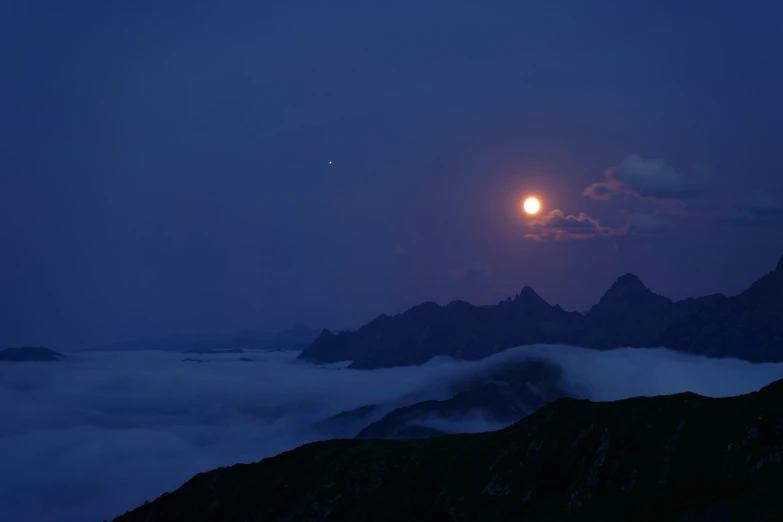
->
<box><xmin>301</xmin><ymin>289</ymin><xmax>584</xmax><ymax>368</ymax></box>
<box><xmin>355</xmin><ymin>359</ymin><xmax>572</xmax><ymax>440</ymax></box>
<box><xmin>114</xmin><ymin>378</ymin><xmax>783</xmax><ymax>522</ymax></box>
<box><xmin>87</xmin><ymin>325</ymin><xmax>321</xmax><ymax>353</ymax></box>
<box><xmin>0</xmin><ymin>346</ymin><xmax>66</xmax><ymax>362</ymax></box>
<box><xmin>313</xmin><ymin>405</ymin><xmax>380</xmax><ymax>439</ymax></box>
<box><xmin>299</xmin><ymin>256</ymin><xmax>783</xmax><ymax>368</ymax></box>
<box><xmin>580</xmin><ymin>274</ymin><xmax>724</xmax><ymax>348</ymax></box>
<box><xmin>659</xmin><ymin>256</ymin><xmax>783</xmax><ymax>362</ymax></box>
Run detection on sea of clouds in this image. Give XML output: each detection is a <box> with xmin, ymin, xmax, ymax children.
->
<box><xmin>2</xmin><ymin>344</ymin><xmax>783</xmax><ymax>522</ymax></box>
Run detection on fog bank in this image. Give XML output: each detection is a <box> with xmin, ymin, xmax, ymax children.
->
<box><xmin>2</xmin><ymin>345</ymin><xmax>782</xmax><ymax>522</ymax></box>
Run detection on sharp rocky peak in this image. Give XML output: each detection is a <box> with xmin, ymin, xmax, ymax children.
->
<box><xmin>513</xmin><ymin>286</ymin><xmax>550</xmax><ymax>307</ymax></box>
<box><xmin>614</xmin><ymin>272</ymin><xmax>646</xmax><ymax>287</ymax></box>
<box><xmin>595</xmin><ymin>273</ymin><xmax>664</xmax><ymax>307</ymax></box>
<box><xmin>740</xmin><ymin>254</ymin><xmax>783</xmax><ymax>300</ymax></box>
<box><xmin>605</xmin><ymin>273</ymin><xmax>649</xmax><ymax>293</ymax></box>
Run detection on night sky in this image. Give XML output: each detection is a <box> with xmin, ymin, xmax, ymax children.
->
<box><xmin>2</xmin><ymin>1</ymin><xmax>782</xmax><ymax>349</ymax></box>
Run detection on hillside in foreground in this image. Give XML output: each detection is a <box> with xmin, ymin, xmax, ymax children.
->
<box><xmin>114</xmin><ymin>378</ymin><xmax>783</xmax><ymax>522</ymax></box>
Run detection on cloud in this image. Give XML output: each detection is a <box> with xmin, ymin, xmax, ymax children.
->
<box><xmin>524</xmin><ymin>209</ymin><xmax>616</xmax><ymax>241</ymax></box>
<box><xmin>584</xmin><ymin>184</ymin><xmax>614</xmax><ymax>200</ymax></box>
<box><xmin>451</xmin><ymin>263</ymin><xmax>493</xmax><ymax>278</ymax></box>
<box><xmin>3</xmin><ymin>346</ymin><xmax>783</xmax><ymax>522</ymax></box>
<box><xmin>524</xmin><ymin>210</ymin><xmax>675</xmax><ymax>241</ymax></box>
<box><xmin>404</xmin><ymin>409</ymin><xmax>509</xmax><ymax>435</ymax></box>
<box><xmin>585</xmin><ymin>155</ymin><xmax>703</xmax><ymax>201</ymax></box>
<box><xmin>714</xmin><ymin>192</ymin><xmax>783</xmax><ymax>227</ymax></box>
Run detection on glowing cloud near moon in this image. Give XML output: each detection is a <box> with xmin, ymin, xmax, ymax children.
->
<box><xmin>523</xmin><ymin>197</ymin><xmax>541</xmax><ymax>215</ymax></box>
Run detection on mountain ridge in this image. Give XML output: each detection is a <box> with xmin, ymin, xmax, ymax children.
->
<box><xmin>113</xmin><ymin>376</ymin><xmax>783</xmax><ymax>522</ymax></box>
<box><xmin>299</xmin><ymin>255</ymin><xmax>782</xmax><ymax>368</ymax></box>
<box><xmin>353</xmin><ymin>359</ymin><xmax>572</xmax><ymax>440</ymax></box>
<box><xmin>659</xmin><ymin>256</ymin><xmax>783</xmax><ymax>361</ymax></box>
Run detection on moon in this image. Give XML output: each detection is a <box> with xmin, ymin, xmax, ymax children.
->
<box><xmin>523</xmin><ymin>197</ymin><xmax>541</xmax><ymax>215</ymax></box>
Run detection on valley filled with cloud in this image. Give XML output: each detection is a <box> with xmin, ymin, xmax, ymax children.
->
<box><xmin>3</xmin><ymin>346</ymin><xmax>783</xmax><ymax>522</ymax></box>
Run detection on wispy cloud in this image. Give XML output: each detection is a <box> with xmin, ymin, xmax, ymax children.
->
<box><xmin>524</xmin><ymin>210</ymin><xmax>674</xmax><ymax>241</ymax></box>
<box><xmin>585</xmin><ymin>155</ymin><xmax>703</xmax><ymax>201</ymax></box>
<box><xmin>714</xmin><ymin>192</ymin><xmax>783</xmax><ymax>227</ymax></box>
<box><xmin>524</xmin><ymin>209</ymin><xmax>613</xmax><ymax>241</ymax></box>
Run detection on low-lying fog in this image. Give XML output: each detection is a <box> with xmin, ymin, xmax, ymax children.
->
<box><xmin>2</xmin><ymin>345</ymin><xmax>783</xmax><ymax>522</ymax></box>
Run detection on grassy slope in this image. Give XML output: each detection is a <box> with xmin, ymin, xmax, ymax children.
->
<box><xmin>114</xmin><ymin>380</ymin><xmax>783</xmax><ymax>522</ymax></box>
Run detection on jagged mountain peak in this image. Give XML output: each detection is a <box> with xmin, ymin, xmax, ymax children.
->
<box><xmin>587</xmin><ymin>272</ymin><xmax>674</xmax><ymax>329</ymax></box>
<box><xmin>446</xmin><ymin>299</ymin><xmax>473</xmax><ymax>310</ymax></box>
<box><xmin>300</xmin><ymin>255</ymin><xmax>783</xmax><ymax>368</ymax></box>
<box><xmin>609</xmin><ymin>272</ymin><xmax>647</xmax><ymax>291</ymax></box>
<box><xmin>740</xmin><ymin>255</ymin><xmax>783</xmax><ymax>302</ymax></box>
<box><xmin>518</xmin><ymin>285</ymin><xmax>538</xmax><ymax>296</ymax></box>
<box><xmin>405</xmin><ymin>301</ymin><xmax>441</xmax><ymax>316</ymax></box>
<box><xmin>594</xmin><ymin>273</ymin><xmax>666</xmax><ymax>307</ymax></box>
<box><xmin>514</xmin><ymin>286</ymin><xmax>549</xmax><ymax>306</ymax></box>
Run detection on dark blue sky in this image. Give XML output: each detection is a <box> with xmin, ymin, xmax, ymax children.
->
<box><xmin>2</xmin><ymin>0</ymin><xmax>782</xmax><ymax>349</ymax></box>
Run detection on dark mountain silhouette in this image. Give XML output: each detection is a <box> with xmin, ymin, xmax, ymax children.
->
<box><xmin>355</xmin><ymin>359</ymin><xmax>573</xmax><ymax>440</ymax></box>
<box><xmin>299</xmin><ymin>256</ymin><xmax>783</xmax><ymax>369</ymax></box>
<box><xmin>583</xmin><ymin>274</ymin><xmax>673</xmax><ymax>347</ymax></box>
<box><xmin>301</xmin><ymin>289</ymin><xmax>584</xmax><ymax>369</ymax></box>
<box><xmin>0</xmin><ymin>346</ymin><xmax>66</xmax><ymax>362</ymax></box>
<box><xmin>582</xmin><ymin>273</ymin><xmax>728</xmax><ymax>348</ymax></box>
<box><xmin>87</xmin><ymin>324</ymin><xmax>320</xmax><ymax>354</ymax></box>
<box><xmin>313</xmin><ymin>405</ymin><xmax>381</xmax><ymax>439</ymax></box>
<box><xmin>114</xmin><ymin>378</ymin><xmax>783</xmax><ymax>522</ymax></box>
<box><xmin>659</xmin><ymin>255</ymin><xmax>783</xmax><ymax>362</ymax></box>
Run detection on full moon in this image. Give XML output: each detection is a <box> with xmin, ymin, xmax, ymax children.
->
<box><xmin>523</xmin><ymin>197</ymin><xmax>541</xmax><ymax>215</ymax></box>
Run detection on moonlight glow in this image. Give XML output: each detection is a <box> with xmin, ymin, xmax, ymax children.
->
<box><xmin>523</xmin><ymin>197</ymin><xmax>541</xmax><ymax>215</ymax></box>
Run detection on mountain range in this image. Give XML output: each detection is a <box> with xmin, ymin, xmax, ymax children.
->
<box><xmin>113</xmin><ymin>377</ymin><xmax>783</xmax><ymax>522</ymax></box>
<box><xmin>299</xmin><ymin>255</ymin><xmax>783</xmax><ymax>369</ymax></box>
